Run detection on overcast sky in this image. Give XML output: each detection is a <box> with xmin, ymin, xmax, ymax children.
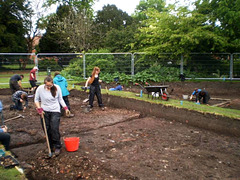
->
<box><xmin>93</xmin><ymin>0</ymin><xmax>140</xmax><ymax>15</ymax></box>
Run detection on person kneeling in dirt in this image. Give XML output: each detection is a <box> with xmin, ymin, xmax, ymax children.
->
<box><xmin>85</xmin><ymin>67</ymin><xmax>105</xmax><ymax>110</ymax></box>
<box><xmin>0</xmin><ymin>125</ymin><xmax>11</xmax><ymax>151</ymax></box>
<box><xmin>190</xmin><ymin>88</ymin><xmax>201</xmax><ymax>102</ymax></box>
<box><xmin>197</xmin><ymin>90</ymin><xmax>210</xmax><ymax>104</ymax></box>
<box><xmin>10</xmin><ymin>90</ymin><xmax>28</xmax><ymax>111</ymax></box>
<box><xmin>34</xmin><ymin>76</ymin><xmax>71</xmax><ymax>156</ymax></box>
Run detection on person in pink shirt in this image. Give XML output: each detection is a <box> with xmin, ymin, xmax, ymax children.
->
<box><xmin>29</xmin><ymin>66</ymin><xmax>38</xmax><ymax>91</ymax></box>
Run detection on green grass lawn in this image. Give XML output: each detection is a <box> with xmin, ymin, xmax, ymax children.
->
<box><xmin>0</xmin><ymin>72</ymin><xmax>79</xmax><ymax>88</ymax></box>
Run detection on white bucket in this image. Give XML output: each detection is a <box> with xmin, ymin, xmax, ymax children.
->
<box><xmin>182</xmin><ymin>95</ymin><xmax>189</xmax><ymax>100</ymax></box>
<box><xmin>152</xmin><ymin>92</ymin><xmax>159</xmax><ymax>97</ymax></box>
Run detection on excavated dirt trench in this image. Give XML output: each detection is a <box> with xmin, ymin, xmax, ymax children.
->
<box><xmin>0</xmin><ymin>84</ymin><xmax>239</xmax><ymax>179</ymax></box>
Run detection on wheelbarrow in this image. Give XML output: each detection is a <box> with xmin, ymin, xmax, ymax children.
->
<box><xmin>144</xmin><ymin>85</ymin><xmax>169</xmax><ymax>101</ymax></box>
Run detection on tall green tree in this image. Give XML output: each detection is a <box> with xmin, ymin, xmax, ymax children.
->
<box><xmin>94</xmin><ymin>4</ymin><xmax>134</xmax><ymax>51</ymax></box>
<box><xmin>194</xmin><ymin>0</ymin><xmax>240</xmax><ymax>52</ymax></box>
<box><xmin>104</xmin><ymin>25</ymin><xmax>138</xmax><ymax>52</ymax></box>
<box><xmin>39</xmin><ymin>0</ymin><xmax>96</xmax><ymax>53</ymax></box>
<box><xmin>44</xmin><ymin>0</ymin><xmax>94</xmax><ymax>14</ymax></box>
<box><xmin>39</xmin><ymin>4</ymin><xmax>96</xmax><ymax>52</ymax></box>
<box><xmin>39</xmin><ymin>5</ymin><xmax>73</xmax><ymax>52</ymax></box>
<box><xmin>0</xmin><ymin>0</ymin><xmax>31</xmax><ymax>52</ymax></box>
<box><xmin>134</xmin><ymin>0</ymin><xmax>166</xmax><ymax>21</ymax></box>
<box><xmin>134</xmin><ymin>8</ymin><xmax>228</xmax><ymax>55</ymax></box>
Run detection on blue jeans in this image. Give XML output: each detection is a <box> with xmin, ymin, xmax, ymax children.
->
<box><xmin>41</xmin><ymin>111</ymin><xmax>61</xmax><ymax>150</ymax></box>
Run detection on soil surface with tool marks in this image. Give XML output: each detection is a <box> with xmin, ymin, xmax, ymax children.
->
<box><xmin>0</xmin><ymin>81</ymin><xmax>239</xmax><ymax>179</ymax></box>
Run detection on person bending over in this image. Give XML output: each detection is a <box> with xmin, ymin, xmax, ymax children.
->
<box><xmin>197</xmin><ymin>90</ymin><xmax>210</xmax><ymax>104</ymax></box>
<box><xmin>10</xmin><ymin>90</ymin><xmax>28</xmax><ymax>111</ymax></box>
<box><xmin>9</xmin><ymin>74</ymin><xmax>24</xmax><ymax>94</ymax></box>
<box><xmin>190</xmin><ymin>88</ymin><xmax>201</xmax><ymax>102</ymax></box>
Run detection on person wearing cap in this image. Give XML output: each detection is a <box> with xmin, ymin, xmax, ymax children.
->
<box><xmin>29</xmin><ymin>66</ymin><xmax>38</xmax><ymax>92</ymax></box>
<box><xmin>9</xmin><ymin>74</ymin><xmax>24</xmax><ymax>94</ymax></box>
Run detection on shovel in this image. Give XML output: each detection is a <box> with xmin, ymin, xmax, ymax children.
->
<box><xmin>81</xmin><ymin>86</ymin><xmax>89</xmax><ymax>103</ymax></box>
<box><xmin>42</xmin><ymin>114</ymin><xmax>53</xmax><ymax>158</ymax></box>
<box><xmin>4</xmin><ymin>114</ymin><xmax>25</xmax><ymax>123</ymax></box>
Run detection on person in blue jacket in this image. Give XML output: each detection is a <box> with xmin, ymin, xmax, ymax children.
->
<box><xmin>53</xmin><ymin>71</ymin><xmax>71</xmax><ymax>110</ymax></box>
<box><xmin>197</xmin><ymin>90</ymin><xmax>210</xmax><ymax>104</ymax></box>
<box><xmin>190</xmin><ymin>88</ymin><xmax>201</xmax><ymax>103</ymax></box>
<box><xmin>109</xmin><ymin>84</ymin><xmax>123</xmax><ymax>91</ymax></box>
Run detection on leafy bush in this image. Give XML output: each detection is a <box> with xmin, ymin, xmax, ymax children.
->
<box><xmin>61</xmin><ymin>57</ymin><xmax>83</xmax><ymax>80</ymax></box>
<box><xmin>85</xmin><ymin>49</ymin><xmax>116</xmax><ymax>76</ymax></box>
<box><xmin>100</xmin><ymin>65</ymin><xmax>181</xmax><ymax>86</ymax></box>
<box><xmin>38</xmin><ymin>58</ymin><xmax>62</xmax><ymax>71</ymax></box>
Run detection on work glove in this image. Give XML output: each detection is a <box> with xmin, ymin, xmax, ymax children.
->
<box><xmin>36</xmin><ymin>108</ymin><xmax>44</xmax><ymax>115</ymax></box>
<box><xmin>63</xmin><ymin>106</ymin><xmax>71</xmax><ymax>117</ymax></box>
<box><xmin>84</xmin><ymin>87</ymin><xmax>87</xmax><ymax>92</ymax></box>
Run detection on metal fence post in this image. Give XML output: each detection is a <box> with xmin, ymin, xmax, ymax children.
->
<box><xmin>83</xmin><ymin>53</ymin><xmax>86</xmax><ymax>79</ymax></box>
<box><xmin>35</xmin><ymin>54</ymin><xmax>38</xmax><ymax>67</ymax></box>
<box><xmin>180</xmin><ymin>54</ymin><xmax>184</xmax><ymax>75</ymax></box>
<box><xmin>131</xmin><ymin>53</ymin><xmax>135</xmax><ymax>76</ymax></box>
<box><xmin>230</xmin><ymin>54</ymin><xmax>233</xmax><ymax>80</ymax></box>
<box><xmin>36</xmin><ymin>54</ymin><xmax>38</xmax><ymax>81</ymax></box>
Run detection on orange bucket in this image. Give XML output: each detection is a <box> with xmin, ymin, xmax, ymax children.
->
<box><xmin>64</xmin><ymin>137</ymin><xmax>80</xmax><ymax>152</ymax></box>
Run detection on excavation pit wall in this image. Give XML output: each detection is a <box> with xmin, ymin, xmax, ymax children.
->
<box><xmin>104</xmin><ymin>94</ymin><xmax>240</xmax><ymax>137</ymax></box>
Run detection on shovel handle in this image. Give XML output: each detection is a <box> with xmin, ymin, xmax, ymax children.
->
<box><xmin>42</xmin><ymin>114</ymin><xmax>52</xmax><ymax>157</ymax></box>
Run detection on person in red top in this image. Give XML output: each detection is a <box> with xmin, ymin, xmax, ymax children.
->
<box><xmin>29</xmin><ymin>66</ymin><xmax>38</xmax><ymax>91</ymax></box>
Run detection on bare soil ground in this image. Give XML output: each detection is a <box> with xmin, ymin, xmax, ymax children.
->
<box><xmin>0</xmin><ymin>81</ymin><xmax>240</xmax><ymax>180</ymax></box>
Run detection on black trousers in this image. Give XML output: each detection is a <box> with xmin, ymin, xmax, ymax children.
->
<box><xmin>9</xmin><ymin>80</ymin><xmax>20</xmax><ymax>94</ymax></box>
<box><xmin>63</xmin><ymin>96</ymin><xmax>70</xmax><ymax>110</ymax></box>
<box><xmin>12</xmin><ymin>99</ymin><xmax>23</xmax><ymax>110</ymax></box>
<box><xmin>89</xmin><ymin>85</ymin><xmax>103</xmax><ymax>107</ymax></box>
<box><xmin>199</xmin><ymin>93</ymin><xmax>210</xmax><ymax>104</ymax></box>
<box><xmin>29</xmin><ymin>80</ymin><xmax>37</xmax><ymax>88</ymax></box>
<box><xmin>0</xmin><ymin>132</ymin><xmax>11</xmax><ymax>150</ymax></box>
<box><xmin>41</xmin><ymin>111</ymin><xmax>61</xmax><ymax>150</ymax></box>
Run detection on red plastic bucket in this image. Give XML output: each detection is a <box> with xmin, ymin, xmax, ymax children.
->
<box><xmin>64</xmin><ymin>137</ymin><xmax>80</xmax><ymax>152</ymax></box>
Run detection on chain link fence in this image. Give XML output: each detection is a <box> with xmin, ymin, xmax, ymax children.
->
<box><xmin>0</xmin><ymin>53</ymin><xmax>36</xmax><ymax>71</ymax></box>
<box><xmin>0</xmin><ymin>52</ymin><xmax>239</xmax><ymax>81</ymax></box>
